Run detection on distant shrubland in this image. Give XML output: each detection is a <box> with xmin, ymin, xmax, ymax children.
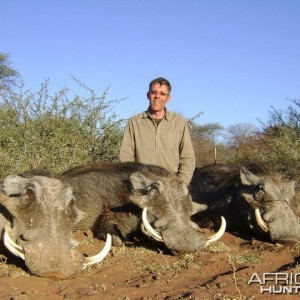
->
<box><xmin>1</xmin><ymin>53</ymin><xmax>299</xmax><ymax>183</ymax></box>
<box><xmin>190</xmin><ymin>99</ymin><xmax>300</xmax><ymax>182</ymax></box>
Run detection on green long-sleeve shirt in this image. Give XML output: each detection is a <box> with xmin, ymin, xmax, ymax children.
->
<box><xmin>119</xmin><ymin>110</ymin><xmax>195</xmax><ymax>184</ymax></box>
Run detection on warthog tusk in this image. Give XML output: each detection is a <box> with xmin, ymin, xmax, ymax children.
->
<box><xmin>205</xmin><ymin>216</ymin><xmax>226</xmax><ymax>246</ymax></box>
<box><xmin>83</xmin><ymin>234</ymin><xmax>112</xmax><ymax>267</ymax></box>
<box><xmin>142</xmin><ymin>207</ymin><xmax>163</xmax><ymax>242</ymax></box>
<box><xmin>4</xmin><ymin>231</ymin><xmax>25</xmax><ymax>260</ymax></box>
<box><xmin>255</xmin><ymin>208</ymin><xmax>269</xmax><ymax>232</ymax></box>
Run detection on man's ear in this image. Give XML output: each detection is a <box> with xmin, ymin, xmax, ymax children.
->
<box><xmin>147</xmin><ymin>91</ymin><xmax>150</xmax><ymax>99</ymax></box>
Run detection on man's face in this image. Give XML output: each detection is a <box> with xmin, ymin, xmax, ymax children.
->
<box><xmin>147</xmin><ymin>83</ymin><xmax>171</xmax><ymax>113</ymax></box>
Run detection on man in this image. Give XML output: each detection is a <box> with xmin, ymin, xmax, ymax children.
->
<box><xmin>119</xmin><ymin>77</ymin><xmax>195</xmax><ymax>184</ymax></box>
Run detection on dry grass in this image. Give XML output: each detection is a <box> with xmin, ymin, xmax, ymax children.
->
<box><xmin>228</xmin><ymin>253</ymin><xmax>260</xmax><ymax>265</ymax></box>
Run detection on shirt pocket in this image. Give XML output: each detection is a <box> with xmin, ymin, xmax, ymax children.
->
<box><xmin>158</xmin><ymin>132</ymin><xmax>179</xmax><ymax>152</ymax></box>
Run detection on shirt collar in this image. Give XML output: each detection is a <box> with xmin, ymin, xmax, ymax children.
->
<box><xmin>144</xmin><ymin>108</ymin><xmax>170</xmax><ymax>120</ymax></box>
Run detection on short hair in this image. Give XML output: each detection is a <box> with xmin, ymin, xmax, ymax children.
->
<box><xmin>149</xmin><ymin>77</ymin><xmax>172</xmax><ymax>93</ymax></box>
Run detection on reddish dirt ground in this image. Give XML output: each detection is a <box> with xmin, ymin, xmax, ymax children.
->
<box><xmin>0</xmin><ymin>229</ymin><xmax>300</xmax><ymax>300</ymax></box>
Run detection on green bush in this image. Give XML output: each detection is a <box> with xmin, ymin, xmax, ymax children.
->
<box><xmin>237</xmin><ymin>99</ymin><xmax>300</xmax><ymax>181</ymax></box>
<box><xmin>0</xmin><ymin>78</ymin><xmax>125</xmax><ymax>177</ymax></box>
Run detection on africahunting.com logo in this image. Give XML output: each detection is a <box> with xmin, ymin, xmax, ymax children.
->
<box><xmin>248</xmin><ymin>272</ymin><xmax>300</xmax><ymax>294</ymax></box>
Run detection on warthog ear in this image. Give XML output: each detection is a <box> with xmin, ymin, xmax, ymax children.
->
<box><xmin>129</xmin><ymin>172</ymin><xmax>155</xmax><ymax>189</ymax></box>
<box><xmin>1</xmin><ymin>175</ymin><xmax>29</xmax><ymax>196</ymax></box>
<box><xmin>62</xmin><ymin>186</ymin><xmax>74</xmax><ymax>209</ymax></box>
<box><xmin>192</xmin><ymin>202</ymin><xmax>207</xmax><ymax>214</ymax></box>
<box><xmin>240</xmin><ymin>167</ymin><xmax>260</xmax><ymax>186</ymax></box>
<box><xmin>281</xmin><ymin>180</ymin><xmax>296</xmax><ymax>205</ymax></box>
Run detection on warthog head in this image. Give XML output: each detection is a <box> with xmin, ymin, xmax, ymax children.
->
<box><xmin>240</xmin><ymin>167</ymin><xmax>300</xmax><ymax>242</ymax></box>
<box><xmin>128</xmin><ymin>172</ymin><xmax>226</xmax><ymax>255</ymax></box>
<box><xmin>0</xmin><ymin>175</ymin><xmax>111</xmax><ymax>279</ymax></box>
<box><xmin>190</xmin><ymin>163</ymin><xmax>299</xmax><ymax>243</ymax></box>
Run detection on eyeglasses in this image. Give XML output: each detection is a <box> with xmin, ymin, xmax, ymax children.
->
<box><xmin>150</xmin><ymin>90</ymin><xmax>169</xmax><ymax>97</ymax></box>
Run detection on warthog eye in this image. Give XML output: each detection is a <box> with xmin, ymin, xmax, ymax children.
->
<box><xmin>8</xmin><ymin>193</ymin><xmax>22</xmax><ymax>197</ymax></box>
<box><xmin>147</xmin><ymin>191</ymin><xmax>156</xmax><ymax>198</ymax></box>
<box><xmin>147</xmin><ymin>185</ymin><xmax>161</xmax><ymax>198</ymax></box>
<box><xmin>254</xmin><ymin>189</ymin><xmax>265</xmax><ymax>201</ymax></box>
<box><xmin>19</xmin><ymin>233</ymin><xmax>29</xmax><ymax>241</ymax></box>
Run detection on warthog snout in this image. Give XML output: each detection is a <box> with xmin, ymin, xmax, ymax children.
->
<box><xmin>4</xmin><ymin>231</ymin><xmax>112</xmax><ymax>279</ymax></box>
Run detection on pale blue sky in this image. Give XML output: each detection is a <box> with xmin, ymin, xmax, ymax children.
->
<box><xmin>1</xmin><ymin>0</ymin><xmax>299</xmax><ymax>128</ymax></box>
